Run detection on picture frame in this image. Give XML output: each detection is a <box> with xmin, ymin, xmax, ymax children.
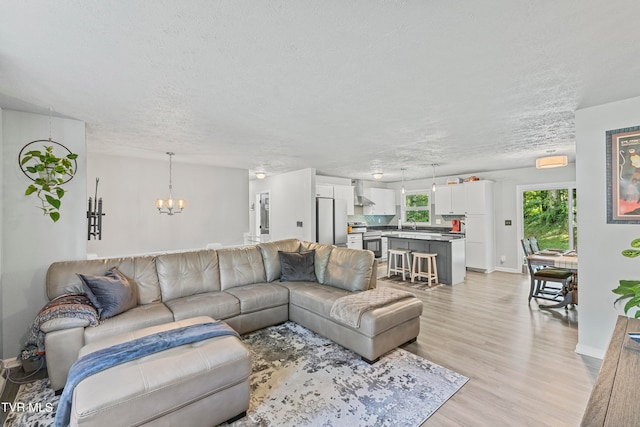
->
<box><xmin>606</xmin><ymin>125</ymin><xmax>640</xmax><ymax>223</ymax></box>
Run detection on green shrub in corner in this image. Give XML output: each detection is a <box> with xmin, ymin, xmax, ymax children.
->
<box><xmin>22</xmin><ymin>145</ymin><xmax>78</xmax><ymax>222</ymax></box>
<box><xmin>612</xmin><ymin>238</ymin><xmax>640</xmax><ymax>318</ymax></box>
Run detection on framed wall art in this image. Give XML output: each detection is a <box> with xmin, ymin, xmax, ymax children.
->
<box><xmin>606</xmin><ymin>125</ymin><xmax>640</xmax><ymax>223</ymax></box>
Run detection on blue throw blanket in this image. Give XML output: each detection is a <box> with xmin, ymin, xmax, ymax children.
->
<box><xmin>54</xmin><ymin>321</ymin><xmax>239</xmax><ymax>427</ymax></box>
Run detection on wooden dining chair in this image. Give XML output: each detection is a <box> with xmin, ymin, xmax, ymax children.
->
<box><xmin>521</xmin><ymin>238</ymin><xmax>573</xmax><ymax>304</ymax></box>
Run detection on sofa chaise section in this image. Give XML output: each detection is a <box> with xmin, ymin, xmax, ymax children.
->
<box><xmin>281</xmin><ymin>246</ymin><xmax>423</xmax><ymax>362</ymax></box>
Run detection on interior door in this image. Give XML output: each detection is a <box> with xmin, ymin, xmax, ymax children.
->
<box><xmin>258</xmin><ymin>191</ymin><xmax>270</xmax><ymax>238</ymax></box>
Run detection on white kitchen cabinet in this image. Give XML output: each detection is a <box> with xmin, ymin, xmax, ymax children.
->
<box><xmin>464</xmin><ymin>212</ymin><xmax>495</xmax><ymax>272</ymax></box>
<box><xmin>333</xmin><ymin>185</ymin><xmax>355</xmax><ymax>215</ymax></box>
<box><xmin>363</xmin><ymin>188</ymin><xmax>396</xmax><ymax>215</ymax></box>
<box><xmin>464</xmin><ymin>180</ymin><xmax>493</xmax><ymax>214</ymax></box>
<box><xmin>316</xmin><ymin>184</ymin><xmax>334</xmax><ymax>198</ymax></box>
<box><xmin>380</xmin><ymin>236</ymin><xmax>388</xmax><ymax>260</ymax></box>
<box><xmin>347</xmin><ymin>233</ymin><xmax>363</xmax><ymax>250</ymax></box>
<box><xmin>435</xmin><ymin>185</ymin><xmax>466</xmax><ymax>215</ymax></box>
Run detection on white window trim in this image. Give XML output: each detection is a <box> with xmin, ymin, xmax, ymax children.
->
<box><xmin>402</xmin><ymin>189</ymin><xmax>432</xmax><ymax>225</ymax></box>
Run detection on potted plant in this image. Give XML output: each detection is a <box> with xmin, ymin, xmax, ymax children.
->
<box><xmin>21</xmin><ymin>145</ymin><xmax>78</xmax><ymax>222</ymax></box>
<box><xmin>612</xmin><ymin>238</ymin><xmax>640</xmax><ymax>318</ymax></box>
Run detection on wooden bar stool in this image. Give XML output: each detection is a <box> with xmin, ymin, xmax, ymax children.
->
<box><xmin>387</xmin><ymin>248</ymin><xmax>412</xmax><ymax>281</ymax></box>
<box><xmin>411</xmin><ymin>252</ymin><xmax>438</xmax><ymax>285</ymax></box>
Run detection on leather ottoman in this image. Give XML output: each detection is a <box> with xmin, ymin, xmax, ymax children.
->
<box><xmin>69</xmin><ymin>316</ymin><xmax>251</xmax><ymax>427</ymax></box>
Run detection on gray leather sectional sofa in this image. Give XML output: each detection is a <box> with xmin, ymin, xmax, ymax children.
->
<box><xmin>43</xmin><ymin>238</ymin><xmax>423</xmax><ymax>392</ymax></box>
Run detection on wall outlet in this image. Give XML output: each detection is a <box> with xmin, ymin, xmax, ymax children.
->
<box><xmin>296</xmin><ymin>221</ymin><xmax>303</xmax><ymax>227</ymax></box>
<box><xmin>436</xmin><ymin>219</ymin><xmax>441</xmax><ymax>225</ymax></box>
<box><xmin>505</xmin><ymin>220</ymin><xmax>512</xmax><ymax>226</ymax></box>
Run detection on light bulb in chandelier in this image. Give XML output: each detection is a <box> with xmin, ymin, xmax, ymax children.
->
<box><xmin>431</xmin><ymin>164</ymin><xmax>437</xmax><ymax>192</ymax></box>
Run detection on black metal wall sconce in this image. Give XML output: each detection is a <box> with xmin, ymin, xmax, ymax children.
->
<box><xmin>87</xmin><ymin>178</ymin><xmax>105</xmax><ymax>240</ymax></box>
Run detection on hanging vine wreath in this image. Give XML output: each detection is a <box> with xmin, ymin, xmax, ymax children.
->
<box><xmin>18</xmin><ymin>140</ymin><xmax>78</xmax><ymax>222</ymax></box>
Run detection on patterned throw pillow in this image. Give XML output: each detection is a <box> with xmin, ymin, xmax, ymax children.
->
<box><xmin>77</xmin><ymin>267</ymin><xmax>137</xmax><ymax>319</ymax></box>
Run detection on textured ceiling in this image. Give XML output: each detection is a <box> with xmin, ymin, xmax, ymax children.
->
<box><xmin>2</xmin><ymin>1</ymin><xmax>640</xmax><ymax>182</ymax></box>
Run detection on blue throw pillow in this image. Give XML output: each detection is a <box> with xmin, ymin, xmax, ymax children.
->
<box><xmin>278</xmin><ymin>250</ymin><xmax>317</xmax><ymax>282</ymax></box>
<box><xmin>77</xmin><ymin>267</ymin><xmax>137</xmax><ymax>319</ymax></box>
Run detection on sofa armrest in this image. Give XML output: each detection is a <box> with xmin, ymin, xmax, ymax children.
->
<box><xmin>45</xmin><ymin>327</ymin><xmax>85</xmax><ymax>391</ymax></box>
<box><xmin>368</xmin><ymin>259</ymin><xmax>378</xmax><ymax>289</ymax></box>
<box><xmin>40</xmin><ymin>317</ymin><xmax>93</xmax><ymax>333</ymax></box>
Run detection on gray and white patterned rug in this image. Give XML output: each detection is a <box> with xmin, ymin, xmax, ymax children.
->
<box><xmin>377</xmin><ymin>275</ymin><xmax>443</xmax><ymax>292</ymax></box>
<box><xmin>3</xmin><ymin>322</ymin><xmax>467</xmax><ymax>427</ymax></box>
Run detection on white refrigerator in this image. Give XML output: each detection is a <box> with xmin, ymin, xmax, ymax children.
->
<box><xmin>316</xmin><ymin>198</ymin><xmax>348</xmax><ymax>247</ymax></box>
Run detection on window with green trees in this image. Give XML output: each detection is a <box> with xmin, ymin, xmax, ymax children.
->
<box><xmin>523</xmin><ymin>188</ymin><xmax>577</xmax><ymax>250</ymax></box>
<box><xmin>404</xmin><ymin>191</ymin><xmax>431</xmax><ymax>224</ymax></box>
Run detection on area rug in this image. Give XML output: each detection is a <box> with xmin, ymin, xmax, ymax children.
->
<box><xmin>2</xmin><ymin>322</ymin><xmax>467</xmax><ymax>427</ymax></box>
<box><xmin>377</xmin><ymin>275</ymin><xmax>442</xmax><ymax>292</ymax></box>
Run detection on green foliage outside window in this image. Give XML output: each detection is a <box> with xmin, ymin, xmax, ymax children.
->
<box><xmin>406</xmin><ymin>210</ymin><xmax>430</xmax><ymax>222</ymax></box>
<box><xmin>404</xmin><ymin>192</ymin><xmax>430</xmax><ymax>224</ymax></box>
<box><xmin>405</xmin><ymin>194</ymin><xmax>430</xmax><ymax>207</ymax></box>
<box><xmin>523</xmin><ymin>189</ymin><xmax>576</xmax><ymax>249</ymax></box>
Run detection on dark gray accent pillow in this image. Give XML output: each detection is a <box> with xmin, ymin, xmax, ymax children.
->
<box><xmin>77</xmin><ymin>267</ymin><xmax>137</xmax><ymax>319</ymax></box>
<box><xmin>278</xmin><ymin>250</ymin><xmax>317</xmax><ymax>282</ymax></box>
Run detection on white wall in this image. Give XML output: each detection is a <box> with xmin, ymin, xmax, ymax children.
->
<box><xmin>575</xmin><ymin>96</ymin><xmax>640</xmax><ymax>358</ymax></box>
<box><xmin>249</xmin><ymin>168</ymin><xmax>316</xmax><ymax>242</ymax></box>
<box><xmin>87</xmin><ymin>154</ymin><xmax>248</xmax><ymax>256</ymax></box>
<box><xmin>2</xmin><ymin>110</ymin><xmax>86</xmax><ymax>359</ymax></box>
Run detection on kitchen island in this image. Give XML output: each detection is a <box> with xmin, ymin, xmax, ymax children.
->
<box><xmin>385</xmin><ymin>232</ymin><xmax>466</xmax><ymax>285</ymax></box>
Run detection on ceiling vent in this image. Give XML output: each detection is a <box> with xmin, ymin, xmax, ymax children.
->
<box><xmin>353</xmin><ymin>180</ymin><xmax>375</xmax><ymax>206</ymax></box>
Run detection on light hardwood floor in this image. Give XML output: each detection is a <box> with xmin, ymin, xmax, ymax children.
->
<box><xmin>378</xmin><ymin>266</ymin><xmax>602</xmax><ymax>427</ymax></box>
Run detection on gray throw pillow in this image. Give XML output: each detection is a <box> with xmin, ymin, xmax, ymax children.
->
<box><xmin>77</xmin><ymin>267</ymin><xmax>137</xmax><ymax>319</ymax></box>
<box><xmin>278</xmin><ymin>250</ymin><xmax>317</xmax><ymax>282</ymax></box>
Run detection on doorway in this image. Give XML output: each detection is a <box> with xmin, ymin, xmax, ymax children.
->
<box><xmin>256</xmin><ymin>191</ymin><xmax>270</xmax><ymax>240</ymax></box>
<box><xmin>518</xmin><ymin>182</ymin><xmax>577</xmax><ymax>251</ymax></box>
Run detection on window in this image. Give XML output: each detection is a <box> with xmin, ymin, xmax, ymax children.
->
<box><xmin>403</xmin><ymin>191</ymin><xmax>431</xmax><ymax>224</ymax></box>
<box><xmin>521</xmin><ymin>186</ymin><xmax>577</xmax><ymax>250</ymax></box>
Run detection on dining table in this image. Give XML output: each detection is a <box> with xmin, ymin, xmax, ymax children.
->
<box><xmin>527</xmin><ymin>250</ymin><xmax>578</xmax><ymax>309</ymax></box>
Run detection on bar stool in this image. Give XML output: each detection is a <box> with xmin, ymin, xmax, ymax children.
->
<box><xmin>387</xmin><ymin>248</ymin><xmax>412</xmax><ymax>280</ymax></box>
<box><xmin>411</xmin><ymin>252</ymin><xmax>438</xmax><ymax>285</ymax></box>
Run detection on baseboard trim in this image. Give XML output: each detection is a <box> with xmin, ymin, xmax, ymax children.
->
<box><xmin>575</xmin><ymin>343</ymin><xmax>605</xmax><ymax>359</ymax></box>
<box><xmin>3</xmin><ymin>357</ymin><xmax>21</xmax><ymax>370</ymax></box>
<box><xmin>0</xmin><ymin>358</ymin><xmax>19</xmax><ymax>396</ymax></box>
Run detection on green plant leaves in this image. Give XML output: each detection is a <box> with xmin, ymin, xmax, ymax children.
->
<box><xmin>21</xmin><ymin>145</ymin><xmax>78</xmax><ymax>223</ymax></box>
<box><xmin>45</xmin><ymin>195</ymin><xmax>61</xmax><ymax>209</ymax></box>
<box><xmin>622</xmin><ymin>249</ymin><xmax>640</xmax><ymax>258</ymax></box>
<box><xmin>613</xmin><ymin>240</ymin><xmax>640</xmax><ymax>317</ymax></box>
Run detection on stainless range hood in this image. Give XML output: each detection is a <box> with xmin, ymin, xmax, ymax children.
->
<box><xmin>353</xmin><ymin>180</ymin><xmax>375</xmax><ymax>206</ymax></box>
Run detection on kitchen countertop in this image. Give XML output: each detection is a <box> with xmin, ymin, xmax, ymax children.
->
<box><xmin>383</xmin><ymin>231</ymin><xmax>465</xmax><ymax>242</ymax></box>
